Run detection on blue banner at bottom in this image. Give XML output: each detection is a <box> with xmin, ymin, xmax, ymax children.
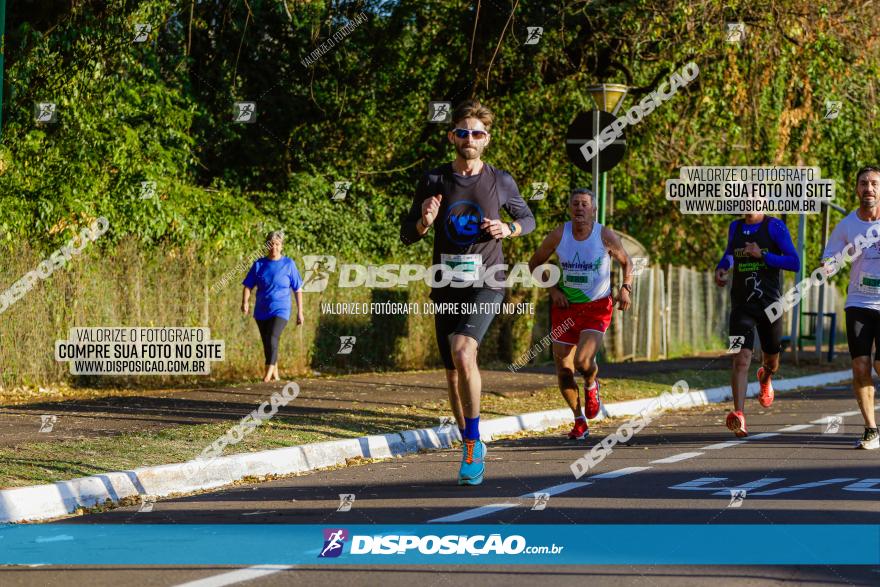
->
<box><xmin>0</xmin><ymin>525</ymin><xmax>878</xmax><ymax>565</ymax></box>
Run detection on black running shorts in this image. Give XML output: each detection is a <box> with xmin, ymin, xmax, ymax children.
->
<box><xmin>433</xmin><ymin>287</ymin><xmax>504</xmax><ymax>370</ymax></box>
<box><xmin>729</xmin><ymin>303</ymin><xmax>783</xmax><ymax>353</ymax></box>
<box><xmin>845</xmin><ymin>306</ymin><xmax>880</xmax><ymax>359</ymax></box>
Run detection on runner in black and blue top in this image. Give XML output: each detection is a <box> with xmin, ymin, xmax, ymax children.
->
<box><xmin>242</xmin><ymin>231</ymin><xmax>304</xmax><ymax>383</ymax></box>
<box><xmin>400</xmin><ymin>100</ymin><xmax>535</xmax><ymax>485</ymax></box>
<box><xmin>714</xmin><ymin>214</ymin><xmax>799</xmax><ymax>437</ymax></box>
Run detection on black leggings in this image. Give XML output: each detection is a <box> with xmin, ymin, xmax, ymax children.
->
<box><xmin>255</xmin><ymin>317</ymin><xmax>288</xmax><ymax>365</ymax></box>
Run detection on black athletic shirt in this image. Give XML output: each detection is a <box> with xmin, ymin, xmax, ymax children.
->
<box><xmin>729</xmin><ymin>217</ymin><xmax>784</xmax><ymax>307</ymax></box>
<box><xmin>400</xmin><ymin>163</ymin><xmax>535</xmax><ymax>297</ymax></box>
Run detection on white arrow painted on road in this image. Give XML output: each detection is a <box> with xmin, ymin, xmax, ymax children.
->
<box><xmin>843</xmin><ymin>479</ymin><xmax>880</xmax><ymax>492</ymax></box>
<box><xmin>669</xmin><ymin>477</ymin><xmax>786</xmax><ymax>494</ymax></box>
<box><xmin>751</xmin><ymin>478</ymin><xmax>858</xmax><ymax>496</ymax></box>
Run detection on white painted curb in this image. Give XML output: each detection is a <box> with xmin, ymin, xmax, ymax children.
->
<box><xmin>0</xmin><ymin>369</ymin><xmax>852</xmax><ymax>523</ymax></box>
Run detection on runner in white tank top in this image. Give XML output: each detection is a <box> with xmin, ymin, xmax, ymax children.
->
<box><xmin>529</xmin><ymin>188</ymin><xmax>634</xmax><ymax>442</ymax></box>
<box><xmin>555</xmin><ymin>219</ymin><xmax>612</xmax><ymax>303</ymax></box>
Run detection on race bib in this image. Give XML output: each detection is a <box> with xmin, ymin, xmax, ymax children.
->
<box><xmin>441</xmin><ymin>253</ymin><xmax>483</xmax><ymax>282</ymax></box>
<box><xmin>858</xmin><ymin>272</ymin><xmax>880</xmax><ymax>294</ymax></box>
<box><xmin>563</xmin><ymin>269</ymin><xmax>591</xmax><ymax>289</ymax></box>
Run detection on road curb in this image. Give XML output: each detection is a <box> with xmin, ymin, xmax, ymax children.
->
<box><xmin>0</xmin><ymin>369</ymin><xmax>852</xmax><ymax>523</ymax></box>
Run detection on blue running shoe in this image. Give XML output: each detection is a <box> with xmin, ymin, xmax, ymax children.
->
<box><xmin>458</xmin><ymin>439</ymin><xmax>486</xmax><ymax>485</ymax></box>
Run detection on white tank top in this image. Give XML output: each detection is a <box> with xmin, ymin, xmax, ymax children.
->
<box><xmin>555</xmin><ymin>221</ymin><xmax>611</xmax><ymax>303</ymax></box>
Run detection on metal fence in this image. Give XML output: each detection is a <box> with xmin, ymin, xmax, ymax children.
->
<box><xmin>604</xmin><ymin>265</ymin><xmax>844</xmax><ymax>361</ymax></box>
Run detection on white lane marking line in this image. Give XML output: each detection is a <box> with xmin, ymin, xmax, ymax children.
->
<box><xmin>778</xmin><ymin>424</ymin><xmax>813</xmax><ymax>432</ymax></box>
<box><xmin>650</xmin><ymin>452</ymin><xmax>704</xmax><ymax>464</ymax></box>
<box><xmin>702</xmin><ymin>440</ymin><xmax>747</xmax><ymax>450</ymax></box>
<box><xmin>748</xmin><ymin>432</ymin><xmax>780</xmax><ymax>440</ymax></box>
<box><xmin>834</xmin><ymin>410</ymin><xmax>862</xmax><ymax>417</ymax></box>
<box><xmin>589</xmin><ymin>466</ymin><xmax>652</xmax><ymax>479</ymax></box>
<box><xmin>429</xmin><ymin>482</ymin><xmax>592</xmax><ymax>523</ymax></box>
<box><xmin>526</xmin><ymin>481</ymin><xmax>592</xmax><ymax>497</ymax></box>
<box><xmin>171</xmin><ymin>565</ymin><xmax>292</xmax><ymax>587</ymax></box>
<box><xmin>702</xmin><ymin>431</ymin><xmax>779</xmax><ymax>450</ymax></box>
<box><xmin>428</xmin><ymin>503</ymin><xmax>519</xmax><ymax>523</ymax></box>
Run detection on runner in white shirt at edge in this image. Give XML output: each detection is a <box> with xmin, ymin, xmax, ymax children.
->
<box><xmin>821</xmin><ymin>166</ymin><xmax>880</xmax><ymax>450</ymax></box>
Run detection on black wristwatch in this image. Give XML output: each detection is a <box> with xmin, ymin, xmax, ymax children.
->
<box><xmin>507</xmin><ymin>222</ymin><xmax>517</xmax><ymax>237</ymax></box>
<box><xmin>621</xmin><ymin>283</ymin><xmax>633</xmax><ymax>293</ymax></box>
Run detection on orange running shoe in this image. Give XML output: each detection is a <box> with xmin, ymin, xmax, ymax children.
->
<box><xmin>757</xmin><ymin>367</ymin><xmax>774</xmax><ymax>408</ymax></box>
<box><xmin>726</xmin><ymin>410</ymin><xmax>748</xmax><ymax>437</ymax></box>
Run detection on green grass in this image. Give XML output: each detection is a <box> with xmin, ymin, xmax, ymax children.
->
<box><xmin>0</xmin><ymin>356</ymin><xmax>853</xmax><ymax>488</ymax></box>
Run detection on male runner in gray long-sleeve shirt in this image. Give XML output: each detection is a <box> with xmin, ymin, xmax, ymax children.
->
<box><xmin>400</xmin><ymin>100</ymin><xmax>535</xmax><ymax>485</ymax></box>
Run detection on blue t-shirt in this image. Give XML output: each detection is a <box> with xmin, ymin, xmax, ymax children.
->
<box><xmin>242</xmin><ymin>256</ymin><xmax>303</xmax><ymax>321</ymax></box>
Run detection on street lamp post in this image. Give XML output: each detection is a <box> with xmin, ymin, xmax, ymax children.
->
<box><xmin>586</xmin><ymin>84</ymin><xmax>628</xmax><ymax>225</ymax></box>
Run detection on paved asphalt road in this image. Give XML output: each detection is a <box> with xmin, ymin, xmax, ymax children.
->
<box><xmin>2</xmin><ymin>383</ymin><xmax>879</xmax><ymax>586</ymax></box>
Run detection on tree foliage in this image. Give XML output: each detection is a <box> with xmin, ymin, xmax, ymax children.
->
<box><xmin>1</xmin><ymin>0</ymin><xmax>878</xmax><ymax>270</ymax></box>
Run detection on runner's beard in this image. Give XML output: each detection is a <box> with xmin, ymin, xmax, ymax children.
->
<box><xmin>456</xmin><ymin>143</ymin><xmax>484</xmax><ymax>160</ymax></box>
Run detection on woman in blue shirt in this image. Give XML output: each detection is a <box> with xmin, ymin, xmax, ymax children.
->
<box><xmin>241</xmin><ymin>231</ymin><xmax>304</xmax><ymax>382</ymax></box>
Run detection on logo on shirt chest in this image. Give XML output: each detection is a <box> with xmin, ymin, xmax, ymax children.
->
<box><xmin>733</xmin><ymin>246</ymin><xmax>768</xmax><ymax>259</ymax></box>
<box><xmin>734</xmin><ymin>247</ymin><xmax>768</xmax><ymax>273</ymax></box>
<box><xmin>444</xmin><ymin>200</ymin><xmax>485</xmax><ymax>246</ymax></box>
<box><xmin>560</xmin><ymin>252</ymin><xmax>605</xmax><ymax>273</ymax></box>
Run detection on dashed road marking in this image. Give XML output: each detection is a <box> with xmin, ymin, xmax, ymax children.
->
<box><xmin>429</xmin><ymin>503</ymin><xmax>519</xmax><ymax>523</ymax></box>
<box><xmin>650</xmin><ymin>452</ymin><xmax>703</xmax><ymax>464</ymax></box>
<box><xmin>171</xmin><ymin>565</ymin><xmax>292</xmax><ymax>587</ymax></box>
<box><xmin>429</xmin><ymin>482</ymin><xmax>592</xmax><ymax>523</ymax></box>
<box><xmin>589</xmin><ymin>467</ymin><xmax>652</xmax><ymax>479</ymax></box>
<box><xmin>778</xmin><ymin>424</ymin><xmax>813</xmax><ymax>432</ymax></box>
<box><xmin>748</xmin><ymin>432</ymin><xmax>780</xmax><ymax>440</ymax></box>
<box><xmin>701</xmin><ymin>440</ymin><xmax>747</xmax><ymax>450</ymax></box>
